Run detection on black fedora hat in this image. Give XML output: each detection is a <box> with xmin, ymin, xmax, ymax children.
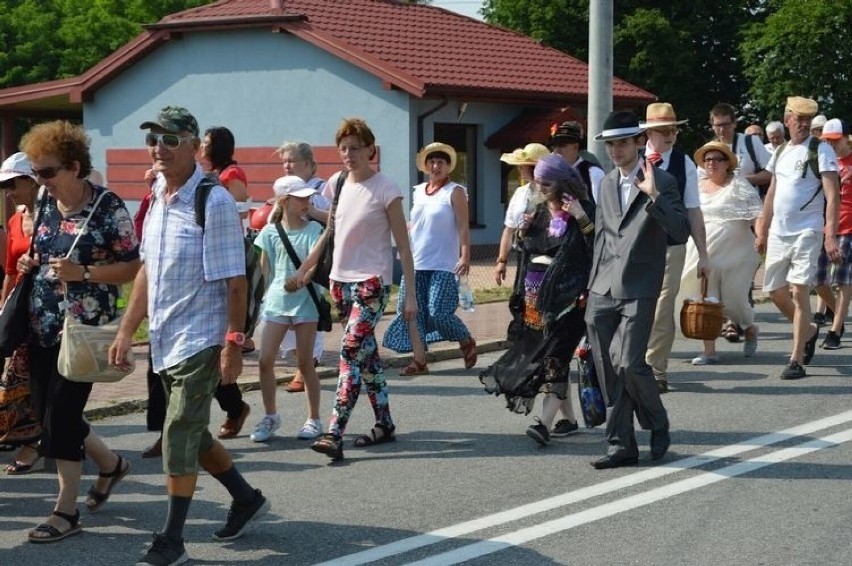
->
<box><xmin>593</xmin><ymin>111</ymin><xmax>645</xmax><ymax>141</ymax></box>
<box><xmin>549</xmin><ymin>121</ymin><xmax>583</xmax><ymax>146</ymax></box>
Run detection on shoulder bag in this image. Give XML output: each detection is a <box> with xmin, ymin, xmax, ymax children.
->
<box><xmin>58</xmin><ymin>190</ymin><xmax>136</xmax><ymax>382</ymax></box>
<box><xmin>0</xmin><ymin>190</ymin><xmax>49</xmax><ymax>357</ymax></box>
<box><xmin>311</xmin><ymin>171</ymin><xmax>347</xmax><ymax>289</ymax></box>
<box><xmin>274</xmin><ymin>223</ymin><xmax>333</xmax><ymax>332</ymax></box>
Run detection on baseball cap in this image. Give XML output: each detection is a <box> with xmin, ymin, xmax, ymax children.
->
<box><xmin>0</xmin><ymin>152</ymin><xmax>38</xmax><ymax>183</ymax></box>
<box><xmin>139</xmin><ymin>106</ymin><xmax>200</xmax><ymax>136</ymax></box>
<box><xmin>820</xmin><ymin>118</ymin><xmax>850</xmax><ymax>141</ymax></box>
<box><xmin>273</xmin><ymin>175</ymin><xmax>317</xmax><ymax>198</ymax></box>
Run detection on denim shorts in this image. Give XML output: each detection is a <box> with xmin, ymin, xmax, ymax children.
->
<box><xmin>160</xmin><ymin>346</ymin><xmax>220</xmax><ymax>475</ymax></box>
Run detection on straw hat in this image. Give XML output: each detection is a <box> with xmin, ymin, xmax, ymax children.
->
<box><xmin>785</xmin><ymin>96</ymin><xmax>818</xmax><ymax>117</ymax></box>
<box><xmin>694</xmin><ymin>141</ymin><xmax>739</xmax><ymax>173</ymax></box>
<box><xmin>416</xmin><ymin>142</ymin><xmax>457</xmax><ymax>174</ymax></box>
<box><xmin>500</xmin><ymin>143</ymin><xmax>550</xmax><ymax>166</ymax></box>
<box><xmin>640</xmin><ymin>102</ymin><xmax>688</xmax><ymax>128</ymax></box>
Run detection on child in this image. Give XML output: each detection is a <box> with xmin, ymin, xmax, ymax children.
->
<box><xmin>250</xmin><ymin>176</ymin><xmax>324</xmax><ymax>442</ymax></box>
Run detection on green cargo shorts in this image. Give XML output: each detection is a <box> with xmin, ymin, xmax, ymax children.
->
<box><xmin>160</xmin><ymin>346</ymin><xmax>221</xmax><ymax>475</ymax></box>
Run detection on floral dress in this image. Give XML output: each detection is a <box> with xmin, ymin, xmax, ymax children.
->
<box><xmin>30</xmin><ymin>186</ymin><xmax>139</xmax><ymax>348</ymax></box>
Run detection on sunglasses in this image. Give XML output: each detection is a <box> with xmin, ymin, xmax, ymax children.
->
<box><xmin>145</xmin><ymin>133</ymin><xmax>196</xmax><ymax>149</ymax></box>
<box><xmin>31</xmin><ymin>165</ymin><xmax>66</xmax><ymax>179</ymax></box>
<box><xmin>703</xmin><ymin>156</ymin><xmax>729</xmax><ymax>163</ymax></box>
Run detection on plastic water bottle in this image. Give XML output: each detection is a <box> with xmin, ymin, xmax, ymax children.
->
<box><xmin>458</xmin><ymin>275</ymin><xmax>475</xmax><ymax>312</ymax></box>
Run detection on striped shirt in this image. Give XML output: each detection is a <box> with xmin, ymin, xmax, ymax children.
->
<box><xmin>142</xmin><ymin>165</ymin><xmax>245</xmax><ymax>372</ymax></box>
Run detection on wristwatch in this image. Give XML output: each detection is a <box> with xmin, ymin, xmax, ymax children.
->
<box><xmin>225</xmin><ymin>331</ymin><xmax>246</xmax><ymax>346</ymax></box>
<box><xmin>82</xmin><ymin>265</ymin><xmax>91</xmax><ymax>281</ymax></box>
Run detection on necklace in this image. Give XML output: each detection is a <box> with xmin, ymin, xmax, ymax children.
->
<box><xmin>425</xmin><ymin>179</ymin><xmax>448</xmax><ymax>196</ymax></box>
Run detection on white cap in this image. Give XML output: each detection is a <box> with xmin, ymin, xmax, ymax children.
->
<box><xmin>0</xmin><ymin>152</ymin><xmax>37</xmax><ymax>183</ymax></box>
<box><xmin>811</xmin><ymin>114</ymin><xmax>827</xmax><ymax>129</ymax></box>
<box><xmin>272</xmin><ymin>175</ymin><xmax>316</xmax><ymax>198</ymax></box>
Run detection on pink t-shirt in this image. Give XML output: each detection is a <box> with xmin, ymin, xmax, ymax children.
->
<box><xmin>322</xmin><ymin>171</ymin><xmax>402</xmax><ymax>284</ymax></box>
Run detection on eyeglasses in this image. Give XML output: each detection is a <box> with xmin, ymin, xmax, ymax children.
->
<box><xmin>703</xmin><ymin>156</ymin><xmax>729</xmax><ymax>163</ymax></box>
<box><xmin>31</xmin><ymin>165</ymin><xmax>66</xmax><ymax>179</ymax></box>
<box><xmin>338</xmin><ymin>145</ymin><xmax>364</xmax><ymax>154</ymax></box>
<box><xmin>145</xmin><ymin>133</ymin><xmax>196</xmax><ymax>149</ymax></box>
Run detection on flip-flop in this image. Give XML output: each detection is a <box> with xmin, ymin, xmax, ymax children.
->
<box><xmin>399</xmin><ymin>361</ymin><xmax>429</xmax><ymax>376</ymax></box>
<box><xmin>85</xmin><ymin>455</ymin><xmax>130</xmax><ymax>512</ymax></box>
<box><xmin>28</xmin><ymin>510</ymin><xmax>82</xmax><ymax>544</ymax></box>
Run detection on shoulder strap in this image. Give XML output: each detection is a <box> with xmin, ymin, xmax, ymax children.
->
<box><xmin>805</xmin><ymin>137</ymin><xmax>821</xmax><ymax>179</ymax></box>
<box><xmin>274</xmin><ymin>222</ymin><xmax>325</xmax><ymax>313</ymax></box>
<box><xmin>65</xmin><ymin>189</ymin><xmax>111</xmax><ymax>259</ymax></box>
<box><xmin>194</xmin><ymin>173</ymin><xmax>219</xmax><ymax>231</ymax></box>
<box><xmin>326</xmin><ymin>170</ymin><xmax>348</xmax><ymax>232</ymax></box>
<box><xmin>744</xmin><ymin>134</ymin><xmax>762</xmax><ymax>172</ymax></box>
<box><xmin>731</xmin><ymin>134</ymin><xmax>740</xmax><ymax>154</ymax></box>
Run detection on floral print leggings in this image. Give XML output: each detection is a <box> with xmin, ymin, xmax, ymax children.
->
<box><xmin>328</xmin><ymin>277</ymin><xmax>392</xmax><ymax>437</ymax></box>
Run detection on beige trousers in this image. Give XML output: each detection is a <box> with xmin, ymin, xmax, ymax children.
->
<box><xmin>645</xmin><ymin>244</ymin><xmax>687</xmax><ymax>376</ymax></box>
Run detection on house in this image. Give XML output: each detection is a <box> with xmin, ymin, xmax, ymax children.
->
<box><xmin>0</xmin><ymin>0</ymin><xmax>654</xmax><ymax>247</ymax></box>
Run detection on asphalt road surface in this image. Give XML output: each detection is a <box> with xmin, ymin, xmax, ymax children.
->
<box><xmin>2</xmin><ymin>304</ymin><xmax>852</xmax><ymax>565</ymax></box>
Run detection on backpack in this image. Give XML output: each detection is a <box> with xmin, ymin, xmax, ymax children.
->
<box><xmin>736</xmin><ymin>133</ymin><xmax>770</xmax><ymax>197</ymax></box>
<box><xmin>773</xmin><ymin>137</ymin><xmax>822</xmax><ymax>211</ymax></box>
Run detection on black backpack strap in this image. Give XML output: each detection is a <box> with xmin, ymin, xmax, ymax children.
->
<box><xmin>274</xmin><ymin>223</ymin><xmax>325</xmax><ymax>315</ymax></box>
<box><xmin>731</xmin><ymin>134</ymin><xmax>739</xmax><ymax>155</ymax></box>
<box><xmin>194</xmin><ymin>173</ymin><xmax>219</xmax><ymax>231</ymax></box>
<box><xmin>744</xmin><ymin>134</ymin><xmax>763</xmax><ymax>172</ymax></box>
<box><xmin>797</xmin><ymin>137</ymin><xmax>825</xmax><ymax>210</ymax></box>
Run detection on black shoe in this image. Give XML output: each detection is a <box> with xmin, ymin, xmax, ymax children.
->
<box><xmin>141</xmin><ymin>436</ymin><xmax>162</xmax><ymax>459</ymax></box>
<box><xmin>526</xmin><ymin>420</ymin><xmax>550</xmax><ymax>446</ymax></box>
<box><xmin>780</xmin><ymin>361</ymin><xmax>807</xmax><ymax>380</ymax></box>
<box><xmin>550</xmin><ymin>419</ymin><xmax>579</xmax><ymax>437</ymax></box>
<box><xmin>656</xmin><ymin>379</ymin><xmax>669</xmax><ymax>394</ymax></box>
<box><xmin>803</xmin><ymin>327</ymin><xmax>818</xmax><ymax>365</ymax></box>
<box><xmin>136</xmin><ymin>533</ymin><xmax>188</xmax><ymax>566</ymax></box>
<box><xmin>211</xmin><ymin>489</ymin><xmax>270</xmax><ymax>542</ymax></box>
<box><xmin>650</xmin><ymin>427</ymin><xmax>671</xmax><ymax>461</ymax></box>
<box><xmin>814</xmin><ymin>308</ymin><xmax>833</xmax><ymax>326</ymax></box>
<box><xmin>591</xmin><ymin>451</ymin><xmax>639</xmax><ymax>470</ymax></box>
<box><xmin>821</xmin><ymin>331</ymin><xmax>841</xmax><ymax>350</ymax></box>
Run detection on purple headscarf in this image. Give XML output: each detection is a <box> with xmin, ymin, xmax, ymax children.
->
<box><xmin>534</xmin><ymin>154</ymin><xmax>584</xmax><ymax>188</ymax></box>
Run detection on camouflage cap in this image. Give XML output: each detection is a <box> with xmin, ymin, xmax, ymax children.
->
<box><xmin>139</xmin><ymin>106</ymin><xmax>199</xmax><ymax>136</ymax></box>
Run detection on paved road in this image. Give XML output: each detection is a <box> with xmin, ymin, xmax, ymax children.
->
<box><xmin>2</xmin><ymin>302</ymin><xmax>852</xmax><ymax>565</ymax></box>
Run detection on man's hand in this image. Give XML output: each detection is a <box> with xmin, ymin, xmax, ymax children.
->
<box><xmin>108</xmin><ymin>330</ymin><xmax>135</xmax><ymax>371</ymax></box>
<box><xmin>493</xmin><ymin>262</ymin><xmax>506</xmax><ymax>286</ymax></box>
<box><xmin>825</xmin><ymin>235</ymin><xmax>842</xmax><ymax>264</ymax></box>
<box><xmin>635</xmin><ymin>159</ymin><xmax>659</xmax><ymax>201</ymax></box>
<box><xmin>220</xmin><ymin>342</ymin><xmax>242</xmax><ymax>385</ymax></box>
<box><xmin>755</xmin><ymin>233</ymin><xmax>767</xmax><ymax>255</ymax></box>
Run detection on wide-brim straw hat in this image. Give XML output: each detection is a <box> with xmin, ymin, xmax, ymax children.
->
<box><xmin>500</xmin><ymin>143</ymin><xmax>550</xmax><ymax>166</ymax></box>
<box><xmin>694</xmin><ymin>141</ymin><xmax>739</xmax><ymax>172</ymax></box>
<box><xmin>416</xmin><ymin>142</ymin><xmax>457</xmax><ymax>174</ymax></box>
<box><xmin>640</xmin><ymin>102</ymin><xmax>688</xmax><ymax>128</ymax></box>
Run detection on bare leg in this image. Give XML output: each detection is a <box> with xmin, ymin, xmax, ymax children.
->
<box><xmin>295</xmin><ymin>323</ymin><xmax>321</xmax><ymax>419</ymax></box>
<box><xmin>258</xmin><ymin>321</ymin><xmax>288</xmax><ymax>415</ymax></box>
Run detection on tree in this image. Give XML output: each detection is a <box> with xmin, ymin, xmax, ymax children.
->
<box><xmin>740</xmin><ymin>0</ymin><xmax>852</xmax><ymax>122</ymax></box>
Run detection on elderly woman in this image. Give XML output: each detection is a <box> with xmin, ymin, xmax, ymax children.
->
<box><xmin>680</xmin><ymin>142</ymin><xmax>763</xmax><ymax>364</ymax></box>
<box><xmin>480</xmin><ymin>155</ymin><xmax>595</xmax><ymax>445</ymax></box>
<box><xmin>288</xmin><ymin>118</ymin><xmax>417</xmax><ymax>461</ymax></box>
<box><xmin>382</xmin><ymin>142</ymin><xmax>477</xmax><ymax>374</ymax></box>
<box><xmin>18</xmin><ymin>121</ymin><xmax>140</xmax><ymax>542</ymax></box>
<box><xmin>274</xmin><ymin>141</ymin><xmax>328</xmax><ymax>392</ymax></box>
<box><xmin>0</xmin><ymin>153</ymin><xmax>42</xmax><ymax>473</ymax></box>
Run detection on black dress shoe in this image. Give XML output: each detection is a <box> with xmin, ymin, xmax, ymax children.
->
<box><xmin>650</xmin><ymin>427</ymin><xmax>671</xmax><ymax>461</ymax></box>
<box><xmin>591</xmin><ymin>452</ymin><xmax>639</xmax><ymax>470</ymax></box>
<box><xmin>142</xmin><ymin>436</ymin><xmax>162</xmax><ymax>459</ymax></box>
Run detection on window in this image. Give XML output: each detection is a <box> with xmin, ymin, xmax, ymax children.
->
<box><xmin>434</xmin><ymin>123</ymin><xmax>478</xmax><ymax>225</ymax></box>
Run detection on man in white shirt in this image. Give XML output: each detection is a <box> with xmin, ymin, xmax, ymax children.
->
<box><xmin>755</xmin><ymin>96</ymin><xmax>840</xmax><ymax>380</ymax></box>
<box><xmin>765</xmin><ymin>121</ymin><xmax>786</xmax><ymax>152</ymax></box>
<box><xmin>708</xmin><ymin>102</ymin><xmax>772</xmax><ymax>192</ymax></box>
<box><xmin>640</xmin><ymin>103</ymin><xmax>708</xmax><ymax>393</ymax></box>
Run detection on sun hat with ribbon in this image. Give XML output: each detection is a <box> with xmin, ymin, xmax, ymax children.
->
<box><xmin>640</xmin><ymin>102</ymin><xmax>688</xmax><ymax>128</ymax></box>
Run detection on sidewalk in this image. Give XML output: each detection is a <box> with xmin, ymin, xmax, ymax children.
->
<box><xmin>85</xmin><ymin>300</ymin><xmax>512</xmax><ymax>419</ymax></box>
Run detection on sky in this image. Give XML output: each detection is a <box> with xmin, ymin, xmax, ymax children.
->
<box><xmin>431</xmin><ymin>0</ymin><xmax>484</xmax><ymax>21</ymax></box>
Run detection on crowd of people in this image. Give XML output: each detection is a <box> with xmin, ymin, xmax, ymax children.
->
<box><xmin>0</xmin><ymin>93</ymin><xmax>847</xmax><ymax>562</ymax></box>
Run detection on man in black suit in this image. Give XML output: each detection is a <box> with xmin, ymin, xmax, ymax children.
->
<box><xmin>585</xmin><ymin>111</ymin><xmax>691</xmax><ymax>469</ymax></box>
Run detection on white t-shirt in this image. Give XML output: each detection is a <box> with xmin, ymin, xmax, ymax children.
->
<box><xmin>322</xmin><ymin>171</ymin><xmax>403</xmax><ymax>283</ymax></box>
<box><xmin>644</xmin><ymin>144</ymin><xmax>700</xmax><ymax>208</ymax></box>
<box><xmin>767</xmin><ymin>136</ymin><xmax>838</xmax><ymax>235</ymax></box>
<box><xmin>504</xmin><ymin>183</ymin><xmax>532</xmax><ymax>228</ymax></box>
<box><xmin>410</xmin><ymin>181</ymin><xmax>465</xmax><ymax>272</ymax></box>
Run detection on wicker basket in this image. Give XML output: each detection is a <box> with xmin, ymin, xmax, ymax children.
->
<box><xmin>680</xmin><ymin>277</ymin><xmax>724</xmax><ymax>340</ymax></box>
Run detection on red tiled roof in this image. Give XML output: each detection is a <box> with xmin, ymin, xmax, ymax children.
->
<box><xmin>484</xmin><ymin>107</ymin><xmax>586</xmax><ymax>151</ymax></box>
<box><xmin>153</xmin><ymin>0</ymin><xmax>654</xmax><ymax>105</ymax></box>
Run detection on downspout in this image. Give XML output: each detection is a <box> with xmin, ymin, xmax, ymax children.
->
<box><xmin>416</xmin><ymin>98</ymin><xmax>448</xmax><ymax>183</ymax></box>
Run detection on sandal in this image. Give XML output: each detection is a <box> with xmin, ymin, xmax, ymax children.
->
<box><xmin>311</xmin><ymin>434</ymin><xmax>344</xmax><ymax>461</ymax></box>
<box><xmin>399</xmin><ymin>361</ymin><xmax>429</xmax><ymax>376</ymax></box>
<box><xmin>285</xmin><ymin>375</ymin><xmax>305</xmax><ymax>393</ymax></box>
<box><xmin>28</xmin><ymin>510</ymin><xmax>82</xmax><ymax>544</ymax></box>
<box><xmin>460</xmin><ymin>337</ymin><xmax>477</xmax><ymax>369</ymax></box>
<box><xmin>6</xmin><ymin>443</ymin><xmax>42</xmax><ymax>475</ymax></box>
<box><xmin>85</xmin><ymin>455</ymin><xmax>131</xmax><ymax>512</ymax></box>
<box><xmin>721</xmin><ymin>322</ymin><xmax>741</xmax><ymax>343</ymax></box>
<box><xmin>354</xmin><ymin>423</ymin><xmax>396</xmax><ymax>447</ymax></box>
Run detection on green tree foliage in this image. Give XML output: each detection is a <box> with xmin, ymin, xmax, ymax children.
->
<box><xmin>483</xmin><ymin>1</ymin><xmax>851</xmax><ymax>151</ymax></box>
<box><xmin>741</xmin><ymin>0</ymin><xmax>852</xmax><ymax>122</ymax></box>
<box><xmin>0</xmin><ymin>0</ymin><xmax>210</xmax><ymax>88</ymax></box>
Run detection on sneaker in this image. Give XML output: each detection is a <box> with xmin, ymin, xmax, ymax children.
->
<box><xmin>137</xmin><ymin>533</ymin><xmax>188</xmax><ymax>566</ymax></box>
<box><xmin>780</xmin><ymin>361</ymin><xmax>807</xmax><ymax>380</ymax></box>
<box><xmin>814</xmin><ymin>308</ymin><xmax>833</xmax><ymax>326</ymax></box>
<box><xmin>297</xmin><ymin>418</ymin><xmax>323</xmax><ymax>440</ymax></box>
<box><xmin>821</xmin><ymin>330</ymin><xmax>841</xmax><ymax>350</ymax></box>
<box><xmin>803</xmin><ymin>327</ymin><xmax>819</xmax><ymax>365</ymax></box>
<box><xmin>525</xmin><ymin>419</ymin><xmax>550</xmax><ymax>446</ymax></box>
<box><xmin>691</xmin><ymin>353</ymin><xmax>720</xmax><ymax>366</ymax></box>
<box><xmin>550</xmin><ymin>419</ymin><xmax>579</xmax><ymax>437</ymax></box>
<box><xmin>212</xmin><ymin>489</ymin><xmax>270</xmax><ymax>542</ymax></box>
<box><xmin>249</xmin><ymin>414</ymin><xmax>281</xmax><ymax>443</ymax></box>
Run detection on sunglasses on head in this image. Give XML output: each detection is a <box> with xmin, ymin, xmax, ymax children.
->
<box><xmin>31</xmin><ymin>165</ymin><xmax>66</xmax><ymax>179</ymax></box>
<box><xmin>145</xmin><ymin>133</ymin><xmax>195</xmax><ymax>150</ymax></box>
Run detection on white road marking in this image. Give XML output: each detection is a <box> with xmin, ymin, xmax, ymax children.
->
<box><xmin>315</xmin><ymin>410</ymin><xmax>852</xmax><ymax>566</ymax></box>
<box><xmin>405</xmin><ymin>427</ymin><xmax>852</xmax><ymax>565</ymax></box>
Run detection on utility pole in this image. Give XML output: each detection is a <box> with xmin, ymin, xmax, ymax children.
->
<box><xmin>588</xmin><ymin>0</ymin><xmax>613</xmax><ymax>171</ymax></box>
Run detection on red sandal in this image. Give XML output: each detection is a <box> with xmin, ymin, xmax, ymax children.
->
<box><xmin>399</xmin><ymin>361</ymin><xmax>429</xmax><ymax>376</ymax></box>
<box><xmin>460</xmin><ymin>337</ymin><xmax>477</xmax><ymax>369</ymax></box>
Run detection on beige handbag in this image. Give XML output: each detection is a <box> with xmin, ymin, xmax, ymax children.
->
<box><xmin>57</xmin><ymin>190</ymin><xmax>135</xmax><ymax>383</ymax></box>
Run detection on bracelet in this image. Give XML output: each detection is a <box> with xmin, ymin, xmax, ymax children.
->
<box><xmin>581</xmin><ymin>222</ymin><xmax>595</xmax><ymax>236</ymax></box>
